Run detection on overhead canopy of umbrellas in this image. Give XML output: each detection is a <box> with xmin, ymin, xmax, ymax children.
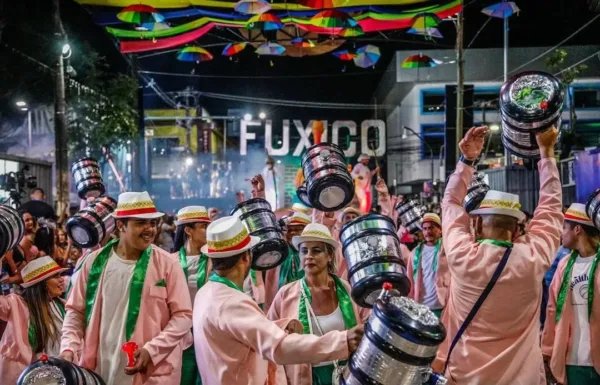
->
<box><xmin>401</xmin><ymin>53</ymin><xmax>441</xmax><ymax>68</ymax></box>
<box><xmin>234</xmin><ymin>0</ymin><xmax>271</xmax><ymax>15</ymax></box>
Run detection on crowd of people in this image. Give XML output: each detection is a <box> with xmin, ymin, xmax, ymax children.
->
<box><xmin>0</xmin><ymin>124</ymin><xmax>599</xmax><ymax>385</ymax></box>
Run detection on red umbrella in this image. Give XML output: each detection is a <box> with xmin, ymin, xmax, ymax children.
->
<box><xmin>299</xmin><ymin>0</ymin><xmax>349</xmax><ymax>8</ymax></box>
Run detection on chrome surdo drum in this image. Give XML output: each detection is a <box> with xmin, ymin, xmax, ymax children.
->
<box><xmin>72</xmin><ymin>158</ymin><xmax>106</xmax><ymax>199</ymax></box>
<box><xmin>586</xmin><ymin>189</ymin><xmax>600</xmax><ymax>230</ymax></box>
<box><xmin>66</xmin><ymin>196</ymin><xmax>117</xmax><ymax>249</ymax></box>
<box><xmin>0</xmin><ymin>204</ymin><xmax>25</xmax><ymax>258</ymax></box>
<box><xmin>340</xmin><ymin>214</ymin><xmax>410</xmax><ymax>308</ymax></box>
<box><xmin>464</xmin><ymin>172</ymin><xmax>490</xmax><ymax>213</ymax></box>
<box><xmin>500</xmin><ymin>71</ymin><xmax>564</xmax><ymax>159</ymax></box>
<box><xmin>301</xmin><ymin>143</ymin><xmax>354</xmax><ymax>212</ymax></box>
<box><xmin>231</xmin><ymin>198</ymin><xmax>289</xmax><ymax>270</ymax></box>
<box><xmin>296</xmin><ymin>181</ymin><xmax>312</xmax><ymax>208</ymax></box>
<box><xmin>395</xmin><ymin>199</ymin><xmax>424</xmax><ymax>235</ymax></box>
<box><xmin>337</xmin><ymin>284</ymin><xmax>447</xmax><ymax>385</ymax></box>
<box><xmin>18</xmin><ymin>356</ymin><xmax>105</xmax><ymax>385</ymax></box>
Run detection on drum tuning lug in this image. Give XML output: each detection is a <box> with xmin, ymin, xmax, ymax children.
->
<box><xmin>380</xmin><ymin>282</ymin><xmax>393</xmax><ymax>299</ymax></box>
<box><xmin>40</xmin><ymin>354</ymin><xmax>48</xmax><ymax>363</ymax></box>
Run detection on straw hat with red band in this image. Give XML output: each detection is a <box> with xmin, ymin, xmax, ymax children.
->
<box><xmin>292</xmin><ymin>223</ymin><xmax>338</xmax><ymax>250</ymax></box>
<box><xmin>113</xmin><ymin>191</ymin><xmax>164</xmax><ymax>219</ymax></box>
<box><xmin>176</xmin><ymin>206</ymin><xmax>211</xmax><ymax>226</ymax></box>
<box><xmin>21</xmin><ymin>256</ymin><xmax>68</xmax><ymax>288</ymax></box>
<box><xmin>337</xmin><ymin>207</ymin><xmax>362</xmax><ymax>223</ymax></box>
<box><xmin>470</xmin><ymin>190</ymin><xmax>526</xmax><ymax>222</ymax></box>
<box><xmin>288</xmin><ymin>212</ymin><xmax>311</xmax><ymax>227</ymax></box>
<box><xmin>422</xmin><ymin>213</ymin><xmax>441</xmax><ymax>227</ymax></box>
<box><xmin>565</xmin><ymin>203</ymin><xmax>594</xmax><ymax>227</ymax></box>
<box><xmin>201</xmin><ymin>216</ymin><xmax>260</xmax><ymax>258</ymax></box>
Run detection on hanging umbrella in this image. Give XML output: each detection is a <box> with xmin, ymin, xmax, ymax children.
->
<box><xmin>140</xmin><ymin>22</ymin><xmax>170</xmax><ymax>31</ymax></box>
<box><xmin>177</xmin><ymin>47</ymin><xmax>213</xmax><ymax>62</ymax></box>
<box><xmin>482</xmin><ymin>2</ymin><xmax>520</xmax><ymax>18</ymax></box>
<box><xmin>255</xmin><ymin>42</ymin><xmax>286</xmax><ymax>56</ymax></box>
<box><xmin>411</xmin><ymin>13</ymin><xmax>442</xmax><ymax>29</ymax></box>
<box><xmin>246</xmin><ymin>13</ymin><xmax>284</xmax><ymax>31</ymax></box>
<box><xmin>117</xmin><ymin>4</ymin><xmax>165</xmax><ymax>24</ymax></box>
<box><xmin>332</xmin><ymin>50</ymin><xmax>356</xmax><ymax>61</ymax></box>
<box><xmin>407</xmin><ymin>27</ymin><xmax>444</xmax><ymax>39</ymax></box>
<box><xmin>234</xmin><ymin>0</ymin><xmax>271</xmax><ymax>15</ymax></box>
<box><xmin>299</xmin><ymin>0</ymin><xmax>349</xmax><ymax>8</ymax></box>
<box><xmin>222</xmin><ymin>42</ymin><xmax>248</xmax><ymax>56</ymax></box>
<box><xmin>290</xmin><ymin>37</ymin><xmax>316</xmax><ymax>48</ymax></box>
<box><xmin>353</xmin><ymin>45</ymin><xmax>381</xmax><ymax>68</ymax></box>
<box><xmin>338</xmin><ymin>25</ymin><xmax>364</xmax><ymax>37</ymax></box>
<box><xmin>401</xmin><ymin>53</ymin><xmax>441</xmax><ymax>68</ymax></box>
<box><xmin>310</xmin><ymin>10</ymin><xmax>357</xmax><ymax>29</ymax></box>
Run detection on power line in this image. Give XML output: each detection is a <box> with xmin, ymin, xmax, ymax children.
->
<box><xmin>138</xmin><ymin>68</ymin><xmax>393</xmax><ymax>79</ymax></box>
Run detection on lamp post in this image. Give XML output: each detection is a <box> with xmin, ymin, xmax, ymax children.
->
<box><xmin>402</xmin><ymin>126</ymin><xmax>435</xmax><ymax>184</ymax></box>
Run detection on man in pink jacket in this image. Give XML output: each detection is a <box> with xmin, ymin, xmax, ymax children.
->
<box><xmin>434</xmin><ymin>125</ymin><xmax>563</xmax><ymax>385</ymax></box>
<box><xmin>542</xmin><ymin>203</ymin><xmax>600</xmax><ymax>384</ymax></box>
<box><xmin>60</xmin><ymin>192</ymin><xmax>193</xmax><ymax>385</ymax></box>
<box><xmin>193</xmin><ymin>215</ymin><xmax>364</xmax><ymax>385</ymax></box>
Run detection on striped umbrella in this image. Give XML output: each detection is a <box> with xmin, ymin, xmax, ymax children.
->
<box><xmin>310</xmin><ymin>10</ymin><xmax>357</xmax><ymax>29</ymax></box>
<box><xmin>140</xmin><ymin>22</ymin><xmax>170</xmax><ymax>31</ymax></box>
<box><xmin>255</xmin><ymin>42</ymin><xmax>286</xmax><ymax>56</ymax></box>
<box><xmin>234</xmin><ymin>0</ymin><xmax>271</xmax><ymax>15</ymax></box>
<box><xmin>332</xmin><ymin>50</ymin><xmax>356</xmax><ymax>61</ymax></box>
<box><xmin>246</xmin><ymin>13</ymin><xmax>284</xmax><ymax>31</ymax></box>
<box><xmin>222</xmin><ymin>42</ymin><xmax>248</xmax><ymax>56</ymax></box>
<box><xmin>299</xmin><ymin>0</ymin><xmax>349</xmax><ymax>8</ymax></box>
<box><xmin>353</xmin><ymin>45</ymin><xmax>381</xmax><ymax>68</ymax></box>
<box><xmin>117</xmin><ymin>4</ymin><xmax>165</xmax><ymax>24</ymax></box>
<box><xmin>411</xmin><ymin>13</ymin><xmax>442</xmax><ymax>29</ymax></box>
<box><xmin>290</xmin><ymin>37</ymin><xmax>316</xmax><ymax>48</ymax></box>
<box><xmin>401</xmin><ymin>53</ymin><xmax>441</xmax><ymax>68</ymax></box>
<box><xmin>338</xmin><ymin>25</ymin><xmax>364</xmax><ymax>37</ymax></box>
<box><xmin>408</xmin><ymin>27</ymin><xmax>444</xmax><ymax>38</ymax></box>
<box><xmin>482</xmin><ymin>2</ymin><xmax>520</xmax><ymax>18</ymax></box>
<box><xmin>177</xmin><ymin>46</ymin><xmax>213</xmax><ymax>62</ymax></box>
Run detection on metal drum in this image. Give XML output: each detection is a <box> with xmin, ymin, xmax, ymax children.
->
<box><xmin>340</xmin><ymin>214</ymin><xmax>410</xmax><ymax>308</ymax></box>
<box><xmin>338</xmin><ymin>285</ymin><xmax>447</xmax><ymax>385</ymax></box>
<box><xmin>66</xmin><ymin>196</ymin><xmax>117</xmax><ymax>248</ymax></box>
<box><xmin>17</xmin><ymin>356</ymin><xmax>105</xmax><ymax>385</ymax></box>
<box><xmin>296</xmin><ymin>181</ymin><xmax>313</xmax><ymax>208</ymax></box>
<box><xmin>464</xmin><ymin>172</ymin><xmax>490</xmax><ymax>213</ymax></box>
<box><xmin>500</xmin><ymin>71</ymin><xmax>564</xmax><ymax>159</ymax></box>
<box><xmin>72</xmin><ymin>158</ymin><xmax>106</xmax><ymax>199</ymax></box>
<box><xmin>586</xmin><ymin>189</ymin><xmax>600</xmax><ymax>230</ymax></box>
<box><xmin>301</xmin><ymin>143</ymin><xmax>354</xmax><ymax>212</ymax></box>
<box><xmin>0</xmin><ymin>204</ymin><xmax>25</xmax><ymax>258</ymax></box>
<box><xmin>395</xmin><ymin>200</ymin><xmax>424</xmax><ymax>235</ymax></box>
<box><xmin>232</xmin><ymin>198</ymin><xmax>289</xmax><ymax>270</ymax></box>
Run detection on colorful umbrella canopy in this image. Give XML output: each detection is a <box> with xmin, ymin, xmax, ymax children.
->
<box><xmin>222</xmin><ymin>42</ymin><xmax>248</xmax><ymax>56</ymax></box>
<box><xmin>482</xmin><ymin>2</ymin><xmax>520</xmax><ymax>18</ymax></box>
<box><xmin>177</xmin><ymin>46</ymin><xmax>213</xmax><ymax>62</ymax></box>
<box><xmin>408</xmin><ymin>27</ymin><xmax>443</xmax><ymax>38</ymax></box>
<box><xmin>337</xmin><ymin>25</ymin><xmax>364</xmax><ymax>37</ymax></box>
<box><xmin>117</xmin><ymin>4</ymin><xmax>165</xmax><ymax>24</ymax></box>
<box><xmin>290</xmin><ymin>37</ymin><xmax>316</xmax><ymax>48</ymax></box>
<box><xmin>411</xmin><ymin>13</ymin><xmax>442</xmax><ymax>29</ymax></box>
<box><xmin>353</xmin><ymin>44</ymin><xmax>381</xmax><ymax>68</ymax></box>
<box><xmin>140</xmin><ymin>22</ymin><xmax>170</xmax><ymax>31</ymax></box>
<box><xmin>401</xmin><ymin>53</ymin><xmax>441</xmax><ymax>68</ymax></box>
<box><xmin>299</xmin><ymin>0</ymin><xmax>349</xmax><ymax>8</ymax></box>
<box><xmin>234</xmin><ymin>0</ymin><xmax>271</xmax><ymax>15</ymax></box>
<box><xmin>332</xmin><ymin>50</ymin><xmax>356</xmax><ymax>61</ymax></box>
<box><xmin>310</xmin><ymin>10</ymin><xmax>357</xmax><ymax>29</ymax></box>
<box><xmin>246</xmin><ymin>13</ymin><xmax>284</xmax><ymax>31</ymax></box>
<box><xmin>255</xmin><ymin>42</ymin><xmax>286</xmax><ymax>56</ymax></box>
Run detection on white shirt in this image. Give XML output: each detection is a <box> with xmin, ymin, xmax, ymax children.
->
<box><xmin>420</xmin><ymin>244</ymin><xmax>442</xmax><ymax>311</ymax></box>
<box><xmin>311</xmin><ymin>306</ymin><xmax>345</xmax><ymax>367</ymax></box>
<box><xmin>97</xmin><ymin>250</ymin><xmax>136</xmax><ymax>385</ymax></box>
<box><xmin>262</xmin><ymin>166</ymin><xmax>285</xmax><ymax>210</ymax></box>
<box><xmin>186</xmin><ymin>255</ymin><xmax>201</xmax><ymax>303</ymax></box>
<box><xmin>351</xmin><ymin>163</ymin><xmax>371</xmax><ymax>190</ymax></box>
<box><xmin>567</xmin><ymin>254</ymin><xmax>595</xmax><ymax>366</ymax></box>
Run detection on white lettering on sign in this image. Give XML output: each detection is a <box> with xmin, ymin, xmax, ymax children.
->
<box><xmin>361</xmin><ymin>120</ymin><xmax>386</xmax><ymax>157</ymax></box>
<box><xmin>240</xmin><ymin>120</ymin><xmax>259</xmax><ymax>156</ymax></box>
<box><xmin>265</xmin><ymin>119</ymin><xmax>290</xmax><ymax>156</ymax></box>
<box><xmin>331</xmin><ymin>120</ymin><xmax>357</xmax><ymax>157</ymax></box>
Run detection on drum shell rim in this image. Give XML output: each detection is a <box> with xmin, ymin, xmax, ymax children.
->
<box><xmin>499</xmin><ymin>70</ymin><xmax>564</xmax><ymax>121</ymax></box>
<box><xmin>0</xmin><ymin>205</ymin><xmax>24</xmax><ymax>251</ymax></box>
<box><xmin>301</xmin><ymin>143</ymin><xmax>345</xmax><ymax>168</ymax></box>
<box><xmin>340</xmin><ymin>214</ymin><xmax>396</xmax><ymax>244</ymax></box>
<box><xmin>231</xmin><ymin>198</ymin><xmax>272</xmax><ymax>216</ymax></box>
<box><xmin>585</xmin><ymin>188</ymin><xmax>600</xmax><ymax>228</ymax></box>
<box><xmin>350</xmin><ymin>271</ymin><xmax>410</xmax><ymax>309</ymax></box>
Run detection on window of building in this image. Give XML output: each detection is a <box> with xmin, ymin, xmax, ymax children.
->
<box><xmin>577</xmin><ymin>121</ymin><xmax>600</xmax><ymax>147</ymax></box>
<box><xmin>421</xmin><ymin>90</ymin><xmax>445</xmax><ymax>114</ymax></box>
<box><xmin>474</xmin><ymin>88</ymin><xmax>500</xmax><ymax>110</ymax></box>
<box><xmin>420</xmin><ymin>124</ymin><xmax>445</xmax><ymax>159</ymax></box>
<box><xmin>573</xmin><ymin>87</ymin><xmax>600</xmax><ymax>109</ymax></box>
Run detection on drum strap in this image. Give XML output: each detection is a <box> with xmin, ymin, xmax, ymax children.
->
<box><xmin>443</xmin><ymin>246</ymin><xmax>513</xmax><ymax>375</ymax></box>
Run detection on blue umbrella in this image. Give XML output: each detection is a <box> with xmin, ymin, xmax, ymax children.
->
<box><xmin>353</xmin><ymin>45</ymin><xmax>381</xmax><ymax>68</ymax></box>
<box><xmin>482</xmin><ymin>2</ymin><xmax>520</xmax><ymax>18</ymax></box>
<box><xmin>255</xmin><ymin>42</ymin><xmax>286</xmax><ymax>56</ymax></box>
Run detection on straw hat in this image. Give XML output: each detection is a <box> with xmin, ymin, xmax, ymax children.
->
<box><xmin>201</xmin><ymin>216</ymin><xmax>260</xmax><ymax>258</ymax></box>
<box><xmin>470</xmin><ymin>190</ymin><xmax>526</xmax><ymax>222</ymax></box>
<box><xmin>113</xmin><ymin>191</ymin><xmax>164</xmax><ymax>219</ymax></box>
<box><xmin>422</xmin><ymin>213</ymin><xmax>441</xmax><ymax>227</ymax></box>
<box><xmin>21</xmin><ymin>256</ymin><xmax>68</xmax><ymax>288</ymax></box>
<box><xmin>287</xmin><ymin>212</ymin><xmax>311</xmax><ymax>227</ymax></box>
<box><xmin>291</xmin><ymin>203</ymin><xmax>311</xmax><ymax>215</ymax></box>
<box><xmin>337</xmin><ymin>207</ymin><xmax>362</xmax><ymax>223</ymax></box>
<box><xmin>564</xmin><ymin>203</ymin><xmax>594</xmax><ymax>227</ymax></box>
<box><xmin>357</xmin><ymin>154</ymin><xmax>370</xmax><ymax>162</ymax></box>
<box><xmin>292</xmin><ymin>223</ymin><xmax>338</xmax><ymax>250</ymax></box>
<box><xmin>175</xmin><ymin>206</ymin><xmax>210</xmax><ymax>226</ymax></box>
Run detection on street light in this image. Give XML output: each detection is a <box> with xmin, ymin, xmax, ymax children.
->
<box><xmin>259</xmin><ymin>112</ymin><xmax>266</xmax><ymax>120</ymax></box>
<box><xmin>403</xmin><ymin>126</ymin><xmax>435</xmax><ymax>183</ymax></box>
<box><xmin>185</xmin><ymin>157</ymin><xmax>194</xmax><ymax>166</ymax></box>
<box><xmin>244</xmin><ymin>113</ymin><xmax>252</xmax><ymax>122</ymax></box>
<box><xmin>16</xmin><ymin>101</ymin><xmax>26</xmax><ymax>107</ymax></box>
<box><xmin>61</xmin><ymin>43</ymin><xmax>72</xmax><ymax>58</ymax></box>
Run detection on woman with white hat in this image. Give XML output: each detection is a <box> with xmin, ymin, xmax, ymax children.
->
<box><xmin>0</xmin><ymin>256</ymin><xmax>68</xmax><ymax>384</ymax></box>
<box><xmin>267</xmin><ymin>223</ymin><xmax>368</xmax><ymax>385</ymax></box>
<box><xmin>172</xmin><ymin>205</ymin><xmax>212</xmax><ymax>385</ymax></box>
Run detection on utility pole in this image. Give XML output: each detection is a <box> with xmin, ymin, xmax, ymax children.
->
<box><xmin>52</xmin><ymin>0</ymin><xmax>69</xmax><ymax>218</ymax></box>
<box><xmin>455</xmin><ymin>9</ymin><xmax>465</xmax><ymax>161</ymax></box>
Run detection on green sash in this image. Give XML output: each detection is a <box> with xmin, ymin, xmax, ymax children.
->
<box><xmin>28</xmin><ymin>299</ymin><xmax>65</xmax><ymax>351</ymax></box>
<box><xmin>412</xmin><ymin>239</ymin><xmax>442</xmax><ymax>281</ymax></box>
<box><xmin>298</xmin><ymin>275</ymin><xmax>357</xmax><ymax>335</ymax></box>
<box><xmin>178</xmin><ymin>247</ymin><xmax>210</xmax><ymax>289</ymax></box>
<box><xmin>278</xmin><ymin>247</ymin><xmax>304</xmax><ymax>289</ymax></box>
<box><xmin>208</xmin><ymin>272</ymin><xmax>243</xmax><ymax>292</ymax></box>
<box><xmin>477</xmin><ymin>239</ymin><xmax>514</xmax><ymax>248</ymax></box>
<box><xmin>85</xmin><ymin>239</ymin><xmax>152</xmax><ymax>341</ymax></box>
<box><xmin>556</xmin><ymin>247</ymin><xmax>600</xmax><ymax>322</ymax></box>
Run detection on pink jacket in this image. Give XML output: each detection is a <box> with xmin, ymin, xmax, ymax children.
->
<box><xmin>60</xmin><ymin>245</ymin><xmax>193</xmax><ymax>385</ymax></box>
<box><xmin>406</xmin><ymin>242</ymin><xmax>450</xmax><ymax>309</ymax></box>
<box><xmin>0</xmin><ymin>295</ymin><xmax>36</xmax><ymax>385</ymax></box>
<box><xmin>194</xmin><ymin>280</ymin><xmax>349</xmax><ymax>385</ymax></box>
<box><xmin>267</xmin><ymin>279</ymin><xmax>369</xmax><ymax>385</ymax></box>
<box><xmin>542</xmin><ymin>255</ymin><xmax>600</xmax><ymax>384</ymax></box>
<box><xmin>434</xmin><ymin>159</ymin><xmax>563</xmax><ymax>385</ymax></box>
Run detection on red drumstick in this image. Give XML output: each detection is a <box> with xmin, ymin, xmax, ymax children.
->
<box><xmin>122</xmin><ymin>341</ymin><xmax>138</xmax><ymax>368</ymax></box>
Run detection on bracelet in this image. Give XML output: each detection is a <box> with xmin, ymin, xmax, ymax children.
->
<box><xmin>459</xmin><ymin>154</ymin><xmax>478</xmax><ymax>167</ymax></box>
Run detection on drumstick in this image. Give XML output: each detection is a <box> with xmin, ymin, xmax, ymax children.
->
<box><xmin>369</xmin><ymin>145</ymin><xmax>381</xmax><ymax>179</ymax></box>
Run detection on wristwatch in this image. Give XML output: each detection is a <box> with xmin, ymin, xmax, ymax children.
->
<box><xmin>459</xmin><ymin>154</ymin><xmax>479</xmax><ymax>167</ymax></box>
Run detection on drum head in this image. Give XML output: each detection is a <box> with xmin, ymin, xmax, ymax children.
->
<box><xmin>308</xmin><ymin>173</ymin><xmax>354</xmax><ymax>212</ymax></box>
<box><xmin>351</xmin><ymin>272</ymin><xmax>410</xmax><ymax>308</ymax></box>
<box><xmin>66</xmin><ymin>215</ymin><xmax>101</xmax><ymax>249</ymax></box>
<box><xmin>76</xmin><ymin>179</ymin><xmax>106</xmax><ymax>200</ymax></box>
<box><xmin>17</xmin><ymin>357</ymin><xmax>82</xmax><ymax>385</ymax></box>
<box><xmin>251</xmin><ymin>238</ymin><xmax>289</xmax><ymax>271</ymax></box>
